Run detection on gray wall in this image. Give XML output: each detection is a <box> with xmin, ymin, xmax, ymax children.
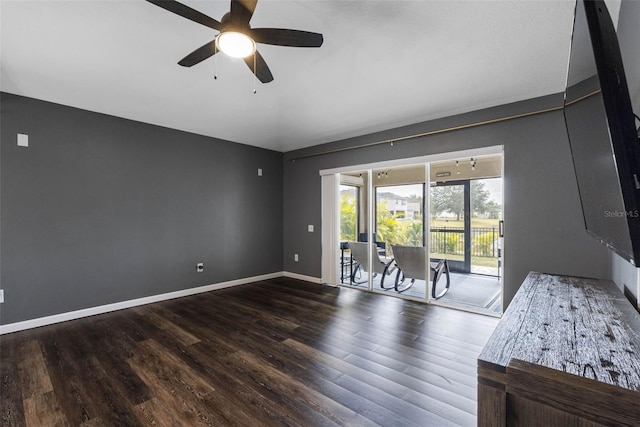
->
<box><xmin>283</xmin><ymin>93</ymin><xmax>612</xmax><ymax>307</ymax></box>
<box><xmin>1</xmin><ymin>92</ymin><xmax>283</xmax><ymax>325</ymax></box>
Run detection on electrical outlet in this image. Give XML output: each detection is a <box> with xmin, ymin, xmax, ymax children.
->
<box><xmin>308</xmin><ymin>224</ymin><xmax>314</xmax><ymax>232</ymax></box>
<box><xmin>196</xmin><ymin>262</ymin><xmax>204</xmax><ymax>272</ymax></box>
<box><xmin>294</xmin><ymin>254</ymin><xmax>299</xmax><ymax>262</ymax></box>
<box><xmin>258</xmin><ymin>168</ymin><xmax>262</xmax><ymax>176</ymax></box>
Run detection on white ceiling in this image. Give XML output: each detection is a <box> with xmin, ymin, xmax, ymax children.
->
<box><xmin>1</xmin><ymin>0</ymin><xmax>577</xmax><ymax>152</ymax></box>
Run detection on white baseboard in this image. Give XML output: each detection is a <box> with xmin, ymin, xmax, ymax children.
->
<box><xmin>282</xmin><ymin>271</ymin><xmax>323</xmax><ymax>284</ymax></box>
<box><xmin>0</xmin><ymin>271</ymin><xmax>328</xmax><ymax>335</ymax></box>
<box><xmin>0</xmin><ymin>272</ymin><xmax>283</xmax><ymax>335</ymax></box>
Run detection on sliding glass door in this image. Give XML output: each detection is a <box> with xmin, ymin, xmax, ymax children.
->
<box><xmin>470</xmin><ymin>178</ymin><xmax>502</xmax><ymax>276</ymax></box>
<box><xmin>322</xmin><ymin>146</ymin><xmax>504</xmax><ymax>315</ymax></box>
<box><xmin>372</xmin><ymin>181</ymin><xmax>426</xmax><ymax>299</ymax></box>
<box><xmin>338</xmin><ymin>172</ymin><xmax>372</xmax><ymax>290</ymax></box>
<box><xmin>430</xmin><ymin>181</ymin><xmax>471</xmax><ymax>273</ymax></box>
<box><xmin>429</xmin><ymin>155</ymin><xmax>503</xmax><ymax>314</ymax></box>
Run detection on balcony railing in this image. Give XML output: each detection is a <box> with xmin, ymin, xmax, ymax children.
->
<box><xmin>430</xmin><ymin>227</ymin><xmax>498</xmax><ymax>258</ymax></box>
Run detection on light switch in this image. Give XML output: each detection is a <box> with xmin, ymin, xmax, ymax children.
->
<box><xmin>308</xmin><ymin>225</ymin><xmax>314</xmax><ymax>232</ymax></box>
<box><xmin>17</xmin><ymin>133</ymin><xmax>29</xmax><ymax>147</ymax></box>
<box><xmin>258</xmin><ymin>168</ymin><xmax>263</xmax><ymax>176</ymax></box>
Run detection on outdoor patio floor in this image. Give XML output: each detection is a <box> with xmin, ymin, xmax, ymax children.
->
<box><xmin>340</xmin><ymin>269</ymin><xmax>502</xmax><ymax>315</ymax></box>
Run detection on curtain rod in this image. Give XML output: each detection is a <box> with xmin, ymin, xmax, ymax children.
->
<box><xmin>564</xmin><ymin>89</ymin><xmax>600</xmax><ymax>107</ymax></box>
<box><xmin>288</xmin><ymin>104</ymin><xmax>565</xmax><ymax>162</ymax></box>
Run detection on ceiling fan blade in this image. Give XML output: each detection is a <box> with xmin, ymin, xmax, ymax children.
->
<box><xmin>178</xmin><ymin>40</ymin><xmax>218</xmax><ymax>67</ymax></box>
<box><xmin>244</xmin><ymin>50</ymin><xmax>274</xmax><ymax>83</ymax></box>
<box><xmin>230</xmin><ymin>0</ymin><xmax>258</xmax><ymax>25</ymax></box>
<box><xmin>250</xmin><ymin>28</ymin><xmax>323</xmax><ymax>47</ymax></box>
<box><xmin>146</xmin><ymin>0</ymin><xmax>222</xmax><ymax>30</ymax></box>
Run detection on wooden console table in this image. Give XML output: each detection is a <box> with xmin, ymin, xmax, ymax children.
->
<box><xmin>478</xmin><ymin>272</ymin><xmax>640</xmax><ymax>426</ymax></box>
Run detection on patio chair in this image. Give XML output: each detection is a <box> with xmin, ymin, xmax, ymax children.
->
<box><xmin>347</xmin><ymin>241</ymin><xmax>396</xmax><ymax>289</ymax></box>
<box><xmin>391</xmin><ymin>245</ymin><xmax>451</xmax><ymax>298</ymax></box>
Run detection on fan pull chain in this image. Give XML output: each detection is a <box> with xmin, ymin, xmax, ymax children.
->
<box><xmin>214</xmin><ymin>43</ymin><xmax>218</xmax><ymax>80</ymax></box>
<box><xmin>253</xmin><ymin>53</ymin><xmax>257</xmax><ymax>94</ymax></box>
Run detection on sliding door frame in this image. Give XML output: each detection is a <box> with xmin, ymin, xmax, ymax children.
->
<box><xmin>320</xmin><ymin>146</ymin><xmax>504</xmax><ymax>301</ymax></box>
<box><xmin>431</xmin><ymin>179</ymin><xmax>472</xmax><ymax>273</ymax></box>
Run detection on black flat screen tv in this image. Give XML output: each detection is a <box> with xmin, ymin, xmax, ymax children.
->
<box><xmin>564</xmin><ymin>0</ymin><xmax>640</xmax><ymax>265</ymax></box>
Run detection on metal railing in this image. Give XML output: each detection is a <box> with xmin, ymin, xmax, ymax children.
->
<box><xmin>430</xmin><ymin>227</ymin><xmax>498</xmax><ymax>258</ymax></box>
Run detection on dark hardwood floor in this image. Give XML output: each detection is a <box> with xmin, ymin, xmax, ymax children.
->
<box><xmin>0</xmin><ymin>277</ymin><xmax>498</xmax><ymax>426</ymax></box>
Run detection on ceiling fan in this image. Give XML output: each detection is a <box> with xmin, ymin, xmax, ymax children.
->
<box><xmin>146</xmin><ymin>0</ymin><xmax>324</xmax><ymax>83</ymax></box>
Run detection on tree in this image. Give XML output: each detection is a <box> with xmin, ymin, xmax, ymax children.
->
<box><xmin>404</xmin><ymin>221</ymin><xmax>423</xmax><ymax>246</ymax></box>
<box><xmin>340</xmin><ymin>189</ymin><xmax>357</xmax><ymax>240</ymax></box>
<box><xmin>483</xmin><ymin>200</ymin><xmax>501</xmax><ymax>219</ymax></box>
<box><xmin>472</xmin><ymin>181</ymin><xmax>501</xmax><ymax>219</ymax></box>
<box><xmin>471</xmin><ymin>181</ymin><xmax>489</xmax><ymax>215</ymax></box>
<box><xmin>375</xmin><ymin>201</ymin><xmax>399</xmax><ymax>245</ymax></box>
<box><xmin>431</xmin><ymin>181</ymin><xmax>501</xmax><ymax>220</ymax></box>
<box><xmin>430</xmin><ymin>185</ymin><xmax>464</xmax><ymax>220</ymax></box>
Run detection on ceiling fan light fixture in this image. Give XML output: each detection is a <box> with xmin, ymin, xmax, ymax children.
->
<box><xmin>216</xmin><ymin>31</ymin><xmax>256</xmax><ymax>58</ymax></box>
